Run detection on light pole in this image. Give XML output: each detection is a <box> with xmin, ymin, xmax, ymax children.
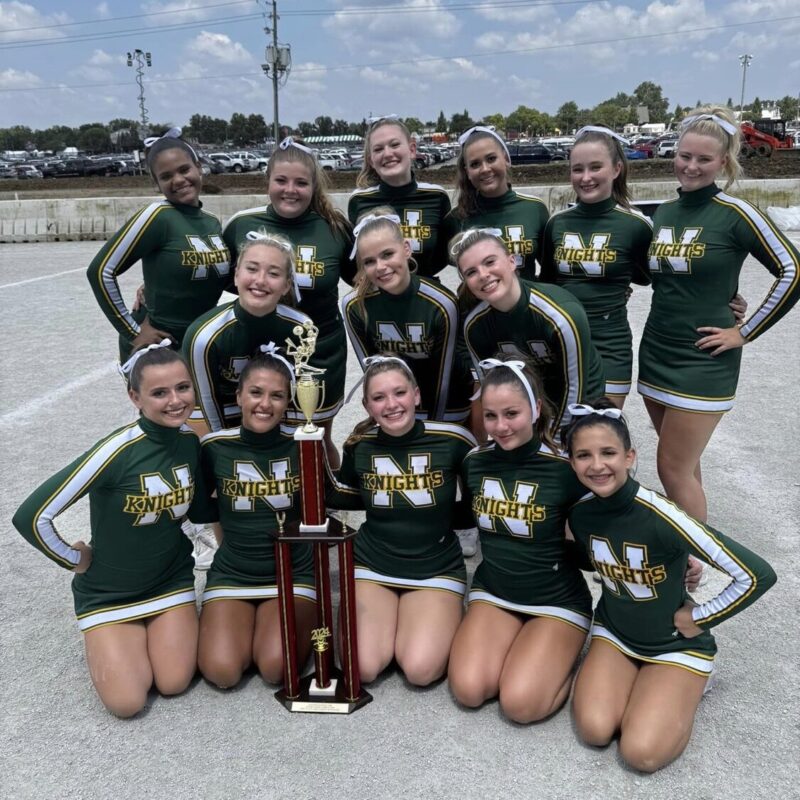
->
<box><xmin>126</xmin><ymin>49</ymin><xmax>152</xmax><ymax>142</ymax></box>
<box><xmin>260</xmin><ymin>1</ymin><xmax>291</xmax><ymax>146</ymax></box>
<box><xmin>738</xmin><ymin>54</ymin><xmax>753</xmax><ymax>122</ymax></box>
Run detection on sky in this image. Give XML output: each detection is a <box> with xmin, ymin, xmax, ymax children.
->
<box><xmin>1</xmin><ymin>0</ymin><xmax>798</xmax><ymax>131</ymax></box>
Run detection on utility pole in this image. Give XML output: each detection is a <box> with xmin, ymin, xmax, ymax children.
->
<box><xmin>126</xmin><ymin>49</ymin><xmax>152</xmax><ymax>142</ymax></box>
<box><xmin>738</xmin><ymin>54</ymin><xmax>753</xmax><ymax>122</ymax></box>
<box><xmin>260</xmin><ymin>1</ymin><xmax>291</xmax><ymax>146</ymax></box>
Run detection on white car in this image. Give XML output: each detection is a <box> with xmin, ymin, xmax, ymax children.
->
<box><xmin>229</xmin><ymin>151</ymin><xmax>259</xmax><ymax>171</ymax></box>
<box><xmin>208</xmin><ymin>153</ymin><xmax>247</xmax><ymax>173</ymax></box>
<box><xmin>657</xmin><ymin>138</ymin><xmax>679</xmax><ymax>158</ymax></box>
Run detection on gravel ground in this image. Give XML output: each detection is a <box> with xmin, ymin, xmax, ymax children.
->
<box><xmin>1</xmin><ymin>239</ymin><xmax>798</xmax><ymax>799</ymax></box>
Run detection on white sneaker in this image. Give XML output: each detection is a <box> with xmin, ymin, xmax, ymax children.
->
<box><xmin>455</xmin><ymin>528</ymin><xmax>479</xmax><ymax>558</ymax></box>
<box><xmin>182</xmin><ymin>521</ymin><xmax>218</xmax><ymax>571</ymax></box>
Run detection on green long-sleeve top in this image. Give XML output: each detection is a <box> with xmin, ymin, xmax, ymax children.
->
<box><xmin>12</xmin><ymin>416</ymin><xmax>205</xmax><ymax>593</ymax></box>
<box><xmin>348</xmin><ymin>179</ymin><xmax>451</xmax><ymax>279</ymax></box>
<box><xmin>568</xmin><ymin>477</ymin><xmax>776</xmax><ymax>656</ymax></box>
<box><xmin>222</xmin><ymin>205</ymin><xmax>355</xmax><ymax>336</ymax></box>
<box><xmin>540</xmin><ymin>196</ymin><xmax>652</xmax><ymax>316</ymax></box>
<box><xmin>442</xmin><ymin>189</ymin><xmax>550</xmax><ymax>281</ymax></box>
<box><xmin>86</xmin><ymin>200</ymin><xmax>231</xmax><ymax>344</ymax></box>
<box><xmin>647</xmin><ymin>183</ymin><xmax>800</xmax><ymax>343</ymax></box>
<box><xmin>463</xmin><ymin>277</ymin><xmax>605</xmax><ymax>432</ymax></box>
<box><xmin>182</xmin><ymin>299</ymin><xmax>311</xmax><ymax>432</ymax></box>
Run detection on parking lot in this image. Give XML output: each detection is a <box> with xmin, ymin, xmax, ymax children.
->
<box><xmin>1</xmin><ymin>239</ymin><xmax>798</xmax><ymax>799</ymax></box>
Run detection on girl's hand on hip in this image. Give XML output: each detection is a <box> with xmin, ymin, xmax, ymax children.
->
<box><xmin>695</xmin><ymin>326</ymin><xmax>746</xmax><ymax>356</ymax></box>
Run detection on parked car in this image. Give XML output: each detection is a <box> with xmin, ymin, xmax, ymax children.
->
<box><xmin>631</xmin><ymin>138</ymin><xmax>658</xmax><ymax>158</ymax></box>
<box><xmin>623</xmin><ymin>147</ymin><xmax>648</xmax><ymax>161</ymax></box>
<box><xmin>229</xmin><ymin>151</ymin><xmax>259</xmax><ymax>171</ymax></box>
<box><xmin>506</xmin><ymin>143</ymin><xmax>558</xmax><ymax>165</ymax></box>
<box><xmin>657</xmin><ymin>138</ymin><xmax>679</xmax><ymax>158</ymax></box>
<box><xmin>15</xmin><ymin>164</ymin><xmax>43</xmax><ymax>179</ymax></box>
<box><xmin>54</xmin><ymin>157</ymin><xmax>113</xmax><ymax>177</ymax></box>
<box><xmin>208</xmin><ymin>153</ymin><xmax>246</xmax><ymax>173</ymax></box>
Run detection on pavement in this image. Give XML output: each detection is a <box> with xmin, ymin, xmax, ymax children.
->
<box><xmin>1</xmin><ymin>239</ymin><xmax>798</xmax><ymax>800</ymax></box>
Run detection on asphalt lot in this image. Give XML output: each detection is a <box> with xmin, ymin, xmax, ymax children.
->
<box><xmin>1</xmin><ymin>238</ymin><xmax>798</xmax><ymax>799</ymax></box>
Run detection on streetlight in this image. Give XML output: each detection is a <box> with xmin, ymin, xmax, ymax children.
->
<box><xmin>260</xmin><ymin>1</ymin><xmax>291</xmax><ymax>146</ymax></box>
<box><xmin>127</xmin><ymin>49</ymin><xmax>152</xmax><ymax>142</ymax></box>
<box><xmin>738</xmin><ymin>54</ymin><xmax>753</xmax><ymax>122</ymax></box>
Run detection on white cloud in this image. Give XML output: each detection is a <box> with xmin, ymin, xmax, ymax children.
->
<box><xmin>0</xmin><ymin>67</ymin><xmax>43</xmax><ymax>89</ymax></box>
<box><xmin>140</xmin><ymin>0</ymin><xmax>218</xmax><ymax>24</ymax></box>
<box><xmin>692</xmin><ymin>50</ymin><xmax>720</xmax><ymax>62</ymax></box>
<box><xmin>88</xmin><ymin>49</ymin><xmax>122</xmax><ymax>66</ymax></box>
<box><xmin>325</xmin><ymin>0</ymin><xmax>460</xmax><ymax>54</ymax></box>
<box><xmin>189</xmin><ymin>31</ymin><xmax>252</xmax><ymax>64</ymax></box>
<box><xmin>0</xmin><ymin>0</ymin><xmax>70</xmax><ymax>42</ymax></box>
<box><xmin>290</xmin><ymin>62</ymin><xmax>327</xmax><ymax>94</ymax></box>
<box><xmin>397</xmin><ymin>56</ymin><xmax>488</xmax><ymax>82</ymax></box>
<box><xmin>95</xmin><ymin>2</ymin><xmax>110</xmax><ymax>17</ymax></box>
<box><xmin>475</xmin><ymin>1</ymin><xmax>557</xmax><ymax>23</ymax></box>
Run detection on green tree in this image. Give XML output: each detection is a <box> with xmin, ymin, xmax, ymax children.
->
<box><xmin>77</xmin><ymin>125</ymin><xmax>111</xmax><ymax>153</ymax></box>
<box><xmin>332</xmin><ymin>118</ymin><xmax>350</xmax><ymax>135</ymax></box>
<box><xmin>245</xmin><ymin>114</ymin><xmax>268</xmax><ymax>143</ymax></box>
<box><xmin>314</xmin><ymin>116</ymin><xmax>333</xmax><ymax>136</ymax></box>
<box><xmin>778</xmin><ymin>94</ymin><xmax>799</xmax><ymax>121</ymax></box>
<box><xmin>505</xmin><ymin>105</ymin><xmax>539</xmax><ymax>137</ymax></box>
<box><xmin>481</xmin><ymin>113</ymin><xmax>506</xmax><ymax>132</ymax></box>
<box><xmin>632</xmin><ymin>81</ymin><xmax>669</xmax><ymax>123</ymax></box>
<box><xmin>751</xmin><ymin>97</ymin><xmax>763</xmax><ymax>118</ymax></box>
<box><xmin>591</xmin><ymin>102</ymin><xmax>628</xmax><ymax>130</ymax></box>
<box><xmin>449</xmin><ymin>109</ymin><xmax>474</xmax><ymax>136</ymax></box>
<box><xmin>188</xmin><ymin>114</ymin><xmax>228</xmax><ymax>144</ymax></box>
<box><xmin>34</xmin><ymin>125</ymin><xmax>76</xmax><ymax>152</ymax></box>
<box><xmin>726</xmin><ymin>97</ymin><xmax>734</xmax><ymax>108</ymax></box>
<box><xmin>403</xmin><ymin>117</ymin><xmax>424</xmax><ymax>134</ymax></box>
<box><xmin>107</xmin><ymin>118</ymin><xmax>139</xmax><ymax>133</ymax></box>
<box><xmin>228</xmin><ymin>113</ymin><xmax>249</xmax><ymax>146</ymax></box>
<box><xmin>555</xmin><ymin>101</ymin><xmax>578</xmax><ymax>134</ymax></box>
<box><xmin>436</xmin><ymin>110</ymin><xmax>448</xmax><ymax>133</ymax></box>
<box><xmin>673</xmin><ymin>104</ymin><xmax>684</xmax><ymax>122</ymax></box>
<box><xmin>297</xmin><ymin>121</ymin><xmax>316</xmax><ymax>138</ymax></box>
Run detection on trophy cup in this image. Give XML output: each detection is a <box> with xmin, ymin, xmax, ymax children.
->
<box><xmin>272</xmin><ymin>321</ymin><xmax>372</xmax><ymax>714</ymax></box>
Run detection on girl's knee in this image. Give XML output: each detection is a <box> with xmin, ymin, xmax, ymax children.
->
<box><xmin>619</xmin><ymin>735</ymin><xmax>669</xmax><ymax>774</ymax></box>
<box><xmin>397</xmin><ymin>650</ymin><xmax>446</xmax><ymax>687</ymax></box>
<box><xmin>198</xmin><ymin>652</ymin><xmax>245</xmax><ymax>690</ymax></box>
<box><xmin>498</xmin><ymin>682</ymin><xmax>559</xmax><ymax>724</ymax></box>
<box><xmin>573</xmin><ymin>703</ymin><xmax>618</xmax><ymax>747</ymax></box>
<box><xmin>448</xmin><ymin>663</ymin><xmax>493</xmax><ymax>708</ymax></box>
<box><xmin>153</xmin><ymin>663</ymin><xmax>195</xmax><ymax>696</ymax></box>
<box><xmin>99</xmin><ymin>686</ymin><xmax>149</xmax><ymax>719</ymax></box>
<box><xmin>254</xmin><ymin>652</ymin><xmax>284</xmax><ymax>685</ymax></box>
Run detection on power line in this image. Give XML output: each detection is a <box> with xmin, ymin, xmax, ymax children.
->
<box><xmin>1</xmin><ymin>13</ymin><xmax>798</xmax><ymax>94</ymax></box>
<box><xmin>0</xmin><ymin>1</ymin><xmax>597</xmax><ymax>48</ymax></box>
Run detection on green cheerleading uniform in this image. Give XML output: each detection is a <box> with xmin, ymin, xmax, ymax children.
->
<box><xmin>183</xmin><ymin>300</ymin><xmax>312</xmax><ymax>431</ymax></box>
<box><xmin>460</xmin><ymin>435</ymin><xmax>592</xmax><ymax>628</ymax></box>
<box><xmin>223</xmin><ymin>205</ymin><xmax>355</xmax><ymax>421</ymax></box>
<box><xmin>86</xmin><ymin>200</ymin><xmax>231</xmax><ymax>359</ymax></box>
<box><xmin>192</xmin><ymin>424</ymin><xmax>315</xmax><ymax>604</ymax></box>
<box><xmin>341</xmin><ymin>274</ymin><xmax>472</xmax><ymax>422</ymax></box>
<box><xmin>569</xmin><ymin>477</ymin><xmax>776</xmax><ymax>675</ymax></box>
<box><xmin>639</xmin><ymin>183</ymin><xmax>800</xmax><ymax>412</ymax></box>
<box><xmin>12</xmin><ymin>417</ymin><xmax>205</xmax><ymax>633</ymax></box>
<box><xmin>463</xmin><ymin>277</ymin><xmax>605</xmax><ymax>433</ymax></box>
<box><xmin>327</xmin><ymin>420</ymin><xmax>477</xmax><ymax>595</ymax></box>
<box><xmin>348</xmin><ymin>180</ymin><xmax>451</xmax><ymax>279</ymax></box>
<box><xmin>442</xmin><ymin>189</ymin><xmax>549</xmax><ymax>281</ymax></box>
<box><xmin>541</xmin><ymin>197</ymin><xmax>652</xmax><ymax>397</ymax></box>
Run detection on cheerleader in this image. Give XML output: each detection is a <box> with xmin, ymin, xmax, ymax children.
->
<box><xmin>563</xmin><ymin>400</ymin><xmax>776</xmax><ymax>772</ymax></box>
<box><xmin>449</xmin><ymin>356</ymin><xmax>591</xmax><ymax>723</ymax></box>
<box><xmin>192</xmin><ymin>351</ymin><xmax>317</xmax><ymax>688</ymax></box>
<box><xmin>443</xmin><ymin>125</ymin><xmax>549</xmax><ymax>281</ymax></box>
<box><xmin>349</xmin><ymin>116</ymin><xmax>451</xmax><ymax>280</ymax></box>
<box><xmin>222</xmin><ymin>136</ymin><xmax>354</xmax><ymax>464</ymax></box>
<box><xmin>12</xmin><ymin>345</ymin><xmax>206</xmax><ymax>717</ymax></box>
<box><xmin>540</xmin><ymin>126</ymin><xmax>652</xmax><ymax>407</ymax></box>
<box><xmin>182</xmin><ymin>232</ymin><xmax>311</xmax><ymax>434</ymax></box>
<box><xmin>87</xmin><ymin>128</ymin><xmax>230</xmax><ymax>360</ymax></box>
<box><xmin>638</xmin><ymin>106</ymin><xmax>800</xmax><ymax>521</ymax></box>
<box><xmin>342</xmin><ymin>208</ymin><xmax>473</xmax><ymax>424</ymax></box>
<box><xmin>454</xmin><ymin>227</ymin><xmax>605</xmax><ymax>435</ymax></box>
<box><xmin>327</xmin><ymin>357</ymin><xmax>477</xmax><ymax>685</ymax></box>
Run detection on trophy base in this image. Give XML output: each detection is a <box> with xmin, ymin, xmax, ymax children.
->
<box><xmin>275</xmin><ymin>671</ymin><xmax>373</xmax><ymax>714</ymax></box>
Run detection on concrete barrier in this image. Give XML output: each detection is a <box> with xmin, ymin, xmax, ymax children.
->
<box><xmin>2</xmin><ymin>179</ymin><xmax>799</xmax><ymax>243</ymax></box>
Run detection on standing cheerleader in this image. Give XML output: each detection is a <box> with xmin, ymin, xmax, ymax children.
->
<box><xmin>540</xmin><ymin>126</ymin><xmax>652</xmax><ymax>406</ymax></box>
<box><xmin>443</xmin><ymin>125</ymin><xmax>549</xmax><ymax>282</ymax></box>
<box><xmin>348</xmin><ymin>116</ymin><xmax>451</xmax><ymax>280</ymax></box>
<box><xmin>223</xmin><ymin>137</ymin><xmax>354</xmax><ymax>462</ymax></box>
<box><xmin>12</xmin><ymin>345</ymin><xmax>206</xmax><ymax>717</ymax></box>
<box><xmin>454</xmin><ymin>228</ymin><xmax>605</xmax><ymax>434</ymax></box>
<box><xmin>342</xmin><ymin>209</ymin><xmax>473</xmax><ymax>424</ymax></box>
<box><xmin>327</xmin><ymin>357</ymin><xmax>477</xmax><ymax>685</ymax></box>
<box><xmin>638</xmin><ymin>106</ymin><xmax>800</xmax><ymax>521</ymax></box>
<box><xmin>192</xmin><ymin>351</ymin><xmax>317</xmax><ymax>688</ymax></box>
<box><xmin>182</xmin><ymin>233</ymin><xmax>311</xmax><ymax>434</ymax></box>
<box><xmin>564</xmin><ymin>400</ymin><xmax>776</xmax><ymax>772</ymax></box>
<box><xmin>87</xmin><ymin>128</ymin><xmax>230</xmax><ymax>360</ymax></box>
<box><xmin>449</xmin><ymin>357</ymin><xmax>592</xmax><ymax>723</ymax></box>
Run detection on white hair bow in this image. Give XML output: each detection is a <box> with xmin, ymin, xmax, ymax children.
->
<box><xmin>567</xmin><ymin>403</ymin><xmax>623</xmax><ymax>419</ymax></box>
<box><xmin>478</xmin><ymin>358</ymin><xmax>539</xmax><ymax>423</ymax></box>
<box><xmin>345</xmin><ymin>355</ymin><xmax>414</xmax><ymax>404</ymax></box>
<box><xmin>367</xmin><ymin>114</ymin><xmax>399</xmax><ymax>126</ymax></box>
<box><xmin>118</xmin><ymin>338</ymin><xmax>172</xmax><ymax>378</ymax></box>
<box><xmin>575</xmin><ymin>126</ymin><xmax>630</xmax><ymax>146</ymax></box>
<box><xmin>259</xmin><ymin>341</ymin><xmax>296</xmax><ymax>386</ymax></box>
<box><xmin>449</xmin><ymin>227</ymin><xmax>503</xmax><ymax>260</ymax></box>
<box><xmin>143</xmin><ymin>126</ymin><xmax>182</xmax><ymax>148</ymax></box>
<box><xmin>350</xmin><ymin>213</ymin><xmax>402</xmax><ymax>259</ymax></box>
<box><xmin>279</xmin><ymin>136</ymin><xmax>315</xmax><ymax>156</ymax></box>
<box><xmin>681</xmin><ymin>114</ymin><xmax>737</xmax><ymax>136</ymax></box>
<box><xmin>457</xmin><ymin>126</ymin><xmax>510</xmax><ymax>161</ymax></box>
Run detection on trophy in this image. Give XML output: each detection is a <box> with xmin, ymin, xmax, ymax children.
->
<box><xmin>272</xmin><ymin>321</ymin><xmax>372</xmax><ymax>714</ymax></box>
